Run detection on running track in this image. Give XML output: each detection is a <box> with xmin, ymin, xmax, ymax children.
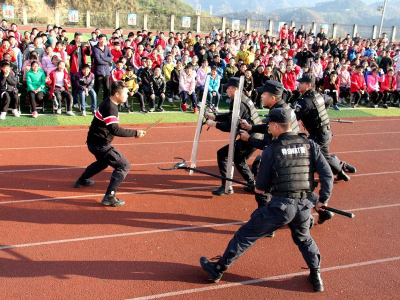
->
<box><xmin>0</xmin><ymin>117</ymin><xmax>399</xmax><ymax>299</ymax></box>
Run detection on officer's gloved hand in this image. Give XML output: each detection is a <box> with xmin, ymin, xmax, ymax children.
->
<box><xmin>255</xmin><ymin>193</ymin><xmax>271</xmax><ymax>208</ymax></box>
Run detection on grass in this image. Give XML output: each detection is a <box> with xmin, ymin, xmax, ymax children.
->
<box><xmin>2</xmin><ymin>98</ymin><xmax>400</xmax><ymax>127</ymax></box>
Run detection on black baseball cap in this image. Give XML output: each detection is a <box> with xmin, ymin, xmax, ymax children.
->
<box><xmin>224</xmin><ymin>77</ymin><xmax>240</xmax><ymax>88</ymax></box>
<box><xmin>264</xmin><ymin>108</ymin><xmax>292</xmax><ymax>123</ymax></box>
<box><xmin>256</xmin><ymin>80</ymin><xmax>284</xmax><ymax>95</ymax></box>
<box><xmin>297</xmin><ymin>73</ymin><xmax>314</xmax><ymax>83</ymax></box>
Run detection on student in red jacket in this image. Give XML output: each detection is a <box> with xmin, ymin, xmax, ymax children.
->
<box><xmin>323</xmin><ymin>71</ymin><xmax>341</xmax><ymax>110</ymax></box>
<box><xmin>66</xmin><ymin>32</ymin><xmax>91</xmax><ymax>107</ymax></box>
<box><xmin>380</xmin><ymin>68</ymin><xmax>397</xmax><ymax>108</ymax></box>
<box><xmin>111</xmin><ymin>61</ymin><xmax>125</xmax><ymax>83</ymax></box>
<box><xmin>47</xmin><ymin>61</ymin><xmax>74</xmax><ymax>116</ymax></box>
<box><xmin>110</xmin><ymin>42</ymin><xmax>123</xmax><ymax>63</ymax></box>
<box><xmin>350</xmin><ymin>65</ymin><xmax>367</xmax><ymax>108</ymax></box>
<box><xmin>282</xmin><ymin>62</ymin><xmax>300</xmax><ymax>105</ymax></box>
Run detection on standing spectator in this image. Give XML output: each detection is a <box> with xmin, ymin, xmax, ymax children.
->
<box><xmin>337</xmin><ymin>63</ymin><xmax>351</xmax><ymax>104</ymax></box>
<box><xmin>47</xmin><ymin>61</ymin><xmax>74</xmax><ymax>115</ymax></box>
<box><xmin>9</xmin><ymin>36</ymin><xmax>22</xmax><ymax>74</ymax></box>
<box><xmin>67</xmin><ymin>32</ymin><xmax>91</xmax><ymax>108</ymax></box>
<box><xmin>23</xmin><ymin>36</ymin><xmax>45</xmax><ymax>62</ymax></box>
<box><xmin>311</xmin><ymin>56</ymin><xmax>324</xmax><ymax>89</ymax></box>
<box><xmin>170</xmin><ymin>59</ymin><xmax>183</xmax><ymax>101</ymax></box>
<box><xmin>0</xmin><ymin>39</ymin><xmax>16</xmax><ymax>62</ymax></box>
<box><xmin>0</xmin><ymin>61</ymin><xmax>19</xmax><ymax>120</ymax></box>
<box><xmin>92</xmin><ymin>34</ymin><xmax>114</xmax><ymax>99</ymax></box>
<box><xmin>75</xmin><ymin>64</ymin><xmax>97</xmax><ymax>116</ymax></box>
<box><xmin>110</xmin><ymin>42</ymin><xmax>123</xmax><ymax>63</ymax></box>
<box><xmin>179</xmin><ymin>64</ymin><xmax>197</xmax><ymax>113</ymax></box>
<box><xmin>279</xmin><ymin>24</ymin><xmax>289</xmax><ymax>41</ymax></box>
<box><xmin>26</xmin><ymin>61</ymin><xmax>46</xmax><ymax>118</ymax></box>
<box><xmin>223</xmin><ymin>57</ymin><xmax>238</xmax><ymax>83</ymax></box>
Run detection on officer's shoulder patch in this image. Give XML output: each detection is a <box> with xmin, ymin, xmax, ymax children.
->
<box><xmin>295</xmin><ymin>104</ymin><xmax>302</xmax><ymax>112</ymax></box>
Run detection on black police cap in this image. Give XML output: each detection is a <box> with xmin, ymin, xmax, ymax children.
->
<box><xmin>224</xmin><ymin>77</ymin><xmax>240</xmax><ymax>88</ymax></box>
<box><xmin>297</xmin><ymin>73</ymin><xmax>314</xmax><ymax>83</ymax></box>
<box><xmin>264</xmin><ymin>108</ymin><xmax>292</xmax><ymax>124</ymax></box>
<box><xmin>256</xmin><ymin>80</ymin><xmax>284</xmax><ymax>95</ymax></box>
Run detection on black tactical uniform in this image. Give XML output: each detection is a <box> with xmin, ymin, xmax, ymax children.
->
<box><xmin>201</xmin><ymin>108</ymin><xmax>333</xmax><ymax>292</ymax></box>
<box><xmin>212</xmin><ymin>77</ymin><xmax>263</xmax><ymax>195</ymax></box>
<box><xmin>295</xmin><ymin>74</ymin><xmax>355</xmax><ymax>181</ymax></box>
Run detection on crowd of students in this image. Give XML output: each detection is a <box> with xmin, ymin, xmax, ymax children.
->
<box><xmin>1</xmin><ymin>20</ymin><xmax>400</xmax><ymax>120</ymax></box>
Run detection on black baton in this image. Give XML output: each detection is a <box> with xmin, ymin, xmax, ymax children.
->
<box><xmin>322</xmin><ymin>206</ymin><xmax>355</xmax><ymax>218</ymax></box>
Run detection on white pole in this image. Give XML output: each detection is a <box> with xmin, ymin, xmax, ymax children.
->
<box><xmin>225</xmin><ymin>76</ymin><xmax>244</xmax><ymax>193</ymax></box>
<box><xmin>189</xmin><ymin>76</ymin><xmax>210</xmax><ymax>175</ymax></box>
<box><xmin>378</xmin><ymin>0</ymin><xmax>388</xmax><ymax>38</ymax></box>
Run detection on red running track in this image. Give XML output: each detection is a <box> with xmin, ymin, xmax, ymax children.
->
<box><xmin>0</xmin><ymin>117</ymin><xmax>399</xmax><ymax>299</ymax></box>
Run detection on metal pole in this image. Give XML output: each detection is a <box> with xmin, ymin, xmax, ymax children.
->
<box><xmin>378</xmin><ymin>0</ymin><xmax>388</xmax><ymax>38</ymax></box>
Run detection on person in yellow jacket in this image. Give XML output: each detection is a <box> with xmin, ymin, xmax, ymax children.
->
<box><xmin>244</xmin><ymin>46</ymin><xmax>256</xmax><ymax>65</ymax></box>
<box><xmin>235</xmin><ymin>44</ymin><xmax>249</xmax><ymax>63</ymax></box>
<box><xmin>122</xmin><ymin>66</ymin><xmax>147</xmax><ymax>113</ymax></box>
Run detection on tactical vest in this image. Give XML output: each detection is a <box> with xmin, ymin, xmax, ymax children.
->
<box><xmin>311</xmin><ymin>92</ymin><xmax>330</xmax><ymax>129</ymax></box>
<box><xmin>269</xmin><ymin>135</ymin><xmax>315</xmax><ymax>198</ymax></box>
<box><xmin>241</xmin><ymin>95</ymin><xmax>263</xmax><ymax>140</ymax></box>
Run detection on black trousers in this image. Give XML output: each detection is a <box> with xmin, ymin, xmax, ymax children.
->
<box><xmin>94</xmin><ymin>75</ymin><xmax>110</xmax><ymax>99</ymax></box>
<box><xmin>0</xmin><ymin>90</ymin><xmax>18</xmax><ymax>112</ymax></box>
<box><xmin>220</xmin><ymin>197</ymin><xmax>321</xmax><ymax>270</ymax></box>
<box><xmin>217</xmin><ymin>140</ymin><xmax>257</xmax><ymax>185</ymax></box>
<box><xmin>54</xmin><ymin>89</ymin><xmax>73</xmax><ymax>111</ymax></box>
<box><xmin>369</xmin><ymin>91</ymin><xmax>384</xmax><ymax>105</ymax></box>
<box><xmin>309</xmin><ymin>131</ymin><xmax>343</xmax><ymax>175</ymax></box>
<box><xmin>28</xmin><ymin>91</ymin><xmax>44</xmax><ymax>112</ymax></box>
<box><xmin>382</xmin><ymin>91</ymin><xmax>394</xmax><ymax>104</ymax></box>
<box><xmin>129</xmin><ymin>91</ymin><xmax>145</xmax><ymax>111</ymax></box>
<box><xmin>78</xmin><ymin>144</ymin><xmax>131</xmax><ymax>196</ymax></box>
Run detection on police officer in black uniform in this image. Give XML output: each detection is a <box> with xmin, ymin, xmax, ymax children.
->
<box><xmin>295</xmin><ymin>74</ymin><xmax>356</xmax><ymax>182</ymax></box>
<box><xmin>200</xmin><ymin>108</ymin><xmax>334</xmax><ymax>292</ymax></box>
<box><xmin>239</xmin><ymin>80</ymin><xmax>301</xmax><ymax>151</ymax></box>
<box><xmin>205</xmin><ymin>77</ymin><xmax>263</xmax><ymax>195</ymax></box>
<box><xmin>74</xmin><ymin>81</ymin><xmax>146</xmax><ymax>207</ymax></box>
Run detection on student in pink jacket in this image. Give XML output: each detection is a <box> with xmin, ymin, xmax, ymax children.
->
<box><xmin>366</xmin><ymin>67</ymin><xmax>384</xmax><ymax>108</ymax></box>
<box><xmin>179</xmin><ymin>64</ymin><xmax>197</xmax><ymax>113</ymax></box>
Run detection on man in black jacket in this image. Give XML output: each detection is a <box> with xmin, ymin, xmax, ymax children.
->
<box><xmin>74</xmin><ymin>81</ymin><xmax>146</xmax><ymax>207</ymax></box>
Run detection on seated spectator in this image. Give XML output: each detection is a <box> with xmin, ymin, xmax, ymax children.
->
<box><xmin>243</xmin><ymin>69</ymin><xmax>254</xmax><ymax>101</ymax></box>
<box><xmin>196</xmin><ymin>59</ymin><xmax>211</xmax><ymax>101</ymax></box>
<box><xmin>53</xmin><ymin>41</ymin><xmax>68</xmax><ymax>63</ymax></box>
<box><xmin>123</xmin><ymin>66</ymin><xmax>146</xmax><ymax>113</ymax></box>
<box><xmin>0</xmin><ymin>38</ymin><xmax>16</xmax><ymax>62</ymax></box>
<box><xmin>26</xmin><ymin>60</ymin><xmax>46</xmax><ymax>118</ymax></box>
<box><xmin>283</xmin><ymin>63</ymin><xmax>301</xmax><ymax>106</ymax></box>
<box><xmin>311</xmin><ymin>56</ymin><xmax>324</xmax><ymax>89</ymax></box>
<box><xmin>0</xmin><ymin>61</ymin><xmax>19</xmax><ymax>119</ymax></box>
<box><xmin>380</xmin><ymin>68</ymin><xmax>397</xmax><ymax>108</ymax></box>
<box><xmin>170</xmin><ymin>59</ymin><xmax>183</xmax><ymax>101</ymax></box>
<box><xmin>179</xmin><ymin>64</ymin><xmax>197</xmax><ymax>113</ymax></box>
<box><xmin>47</xmin><ymin>60</ymin><xmax>74</xmax><ymax>116</ymax></box>
<box><xmin>150</xmin><ymin>66</ymin><xmax>166</xmax><ymax>112</ymax></box>
<box><xmin>111</xmin><ymin>42</ymin><xmax>123</xmax><ymax>63</ymax></box>
<box><xmin>74</xmin><ymin>64</ymin><xmax>97</xmax><ymax>116</ymax></box>
<box><xmin>209</xmin><ymin>54</ymin><xmax>226</xmax><ymax>78</ymax></box>
<box><xmin>323</xmin><ymin>71</ymin><xmax>341</xmax><ymax>110</ymax></box>
<box><xmin>223</xmin><ymin>57</ymin><xmax>238</xmax><ymax>83</ymax></box>
<box><xmin>139</xmin><ymin>57</ymin><xmax>154</xmax><ymax>102</ymax></box>
<box><xmin>350</xmin><ymin>65</ymin><xmax>367</xmax><ymax>108</ymax></box>
<box><xmin>24</xmin><ymin>36</ymin><xmax>45</xmax><ymax>62</ymax></box>
<box><xmin>367</xmin><ymin>67</ymin><xmax>384</xmax><ymax>108</ymax></box>
<box><xmin>111</xmin><ymin>60</ymin><xmax>125</xmax><ymax>82</ymax></box>
<box><xmin>207</xmin><ymin>66</ymin><xmax>222</xmax><ymax>111</ymax></box>
<box><xmin>41</xmin><ymin>45</ymin><xmax>61</xmax><ymax>75</ymax></box>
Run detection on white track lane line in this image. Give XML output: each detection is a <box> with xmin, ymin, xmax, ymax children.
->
<box><xmin>127</xmin><ymin>256</ymin><xmax>400</xmax><ymax>300</ymax></box>
<box><xmin>0</xmin><ymin>203</ymin><xmax>399</xmax><ymax>251</ymax></box>
<box><xmin>1</xmin><ymin>145</ymin><xmax>400</xmax><ymax>173</ymax></box>
<box><xmin>1</xmin><ymin>169</ymin><xmax>400</xmax><ymax>205</ymax></box>
<box><xmin>1</xmin><ymin>117</ymin><xmax>399</xmax><ymax>134</ymax></box>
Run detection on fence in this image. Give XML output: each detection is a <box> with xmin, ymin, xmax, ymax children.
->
<box><xmin>3</xmin><ymin>6</ymin><xmax>399</xmax><ymax>41</ymax></box>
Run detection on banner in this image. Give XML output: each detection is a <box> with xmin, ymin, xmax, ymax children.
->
<box><xmin>182</xmin><ymin>16</ymin><xmax>191</xmax><ymax>28</ymax></box>
<box><xmin>2</xmin><ymin>5</ymin><xmax>14</xmax><ymax>19</ymax></box>
<box><xmin>127</xmin><ymin>14</ymin><xmax>137</xmax><ymax>26</ymax></box>
<box><xmin>321</xmin><ymin>24</ymin><xmax>329</xmax><ymax>35</ymax></box>
<box><xmin>232</xmin><ymin>19</ymin><xmax>240</xmax><ymax>31</ymax></box>
<box><xmin>68</xmin><ymin>10</ymin><xmax>79</xmax><ymax>23</ymax></box>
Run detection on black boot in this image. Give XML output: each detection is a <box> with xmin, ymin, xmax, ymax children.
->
<box><xmin>317</xmin><ymin>210</ymin><xmax>334</xmax><ymax>225</ymax></box>
<box><xmin>337</xmin><ymin>170</ymin><xmax>350</xmax><ymax>181</ymax></box>
<box><xmin>309</xmin><ymin>268</ymin><xmax>324</xmax><ymax>292</ymax></box>
<box><xmin>343</xmin><ymin>162</ymin><xmax>356</xmax><ymax>173</ymax></box>
<box><xmin>200</xmin><ymin>256</ymin><xmax>227</xmax><ymax>283</ymax></box>
<box><xmin>101</xmin><ymin>195</ymin><xmax>125</xmax><ymax>207</ymax></box>
<box><xmin>74</xmin><ymin>179</ymin><xmax>95</xmax><ymax>188</ymax></box>
<box><xmin>243</xmin><ymin>181</ymin><xmax>255</xmax><ymax>193</ymax></box>
<box><xmin>212</xmin><ymin>185</ymin><xmax>234</xmax><ymax>196</ymax></box>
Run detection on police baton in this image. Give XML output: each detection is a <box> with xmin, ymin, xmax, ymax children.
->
<box><xmin>159</xmin><ymin>157</ymin><xmax>355</xmax><ymax>219</ymax></box>
<box><xmin>329</xmin><ymin>118</ymin><xmax>354</xmax><ymax>124</ymax></box>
